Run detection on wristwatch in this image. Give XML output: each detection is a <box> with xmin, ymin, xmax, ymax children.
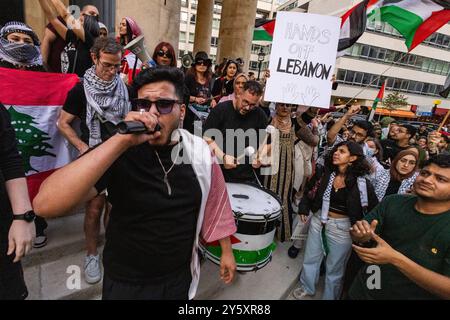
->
<box><xmin>13</xmin><ymin>210</ymin><xmax>36</xmax><ymax>223</ymax></box>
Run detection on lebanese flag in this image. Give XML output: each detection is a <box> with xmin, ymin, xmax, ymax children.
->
<box><xmin>367</xmin><ymin>0</ymin><xmax>450</xmax><ymax>51</ymax></box>
<box><xmin>0</xmin><ymin>67</ymin><xmax>79</xmax><ymax>201</ymax></box>
<box><xmin>253</xmin><ymin>19</ymin><xmax>276</xmax><ymax>41</ymax></box>
<box><xmin>339</xmin><ymin>0</ymin><xmax>372</xmax><ymax>53</ymax></box>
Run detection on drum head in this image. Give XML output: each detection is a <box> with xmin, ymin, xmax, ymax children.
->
<box><xmin>227</xmin><ymin>183</ymin><xmax>282</xmax><ymax>221</ymax></box>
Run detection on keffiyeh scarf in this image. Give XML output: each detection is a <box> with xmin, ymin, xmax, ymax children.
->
<box><xmin>0</xmin><ymin>22</ymin><xmax>42</xmax><ymax>68</ymax></box>
<box><xmin>84</xmin><ymin>66</ymin><xmax>131</xmax><ymax>147</ymax></box>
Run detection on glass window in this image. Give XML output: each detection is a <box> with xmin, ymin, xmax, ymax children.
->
<box><xmin>354</xmin><ymin>72</ymin><xmax>363</xmax><ymax>84</ymax></box>
<box><xmin>189</xmin><ymin>33</ymin><xmax>194</xmax><ymax>43</ymax></box>
<box><xmin>361</xmin><ymin>45</ymin><xmax>370</xmax><ymax>57</ymax></box>
<box><xmin>362</xmin><ymin>73</ymin><xmax>371</xmax><ymax>85</ymax></box>
<box><xmin>345</xmin><ymin>70</ymin><xmax>356</xmax><ymax>83</ymax></box>
<box><xmin>337</xmin><ymin>70</ymin><xmax>346</xmax><ymax>81</ymax></box>
<box><xmin>179</xmin><ymin>32</ymin><xmax>186</xmax><ymax>42</ymax></box>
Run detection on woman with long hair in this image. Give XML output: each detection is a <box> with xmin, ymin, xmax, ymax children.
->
<box><xmin>211</xmin><ymin>60</ymin><xmax>240</xmax><ymax>104</ymax></box>
<box><xmin>257</xmin><ymin>103</ymin><xmax>319</xmax><ymax>243</ymax></box>
<box><xmin>39</xmin><ymin>0</ymin><xmax>100</xmax><ymax>77</ymax></box>
<box><xmin>117</xmin><ymin>17</ymin><xmax>142</xmax><ymax>84</ymax></box>
<box><xmin>152</xmin><ymin>42</ymin><xmax>177</xmax><ymax>67</ymax></box>
<box><xmin>293</xmin><ymin>141</ymin><xmax>378</xmax><ymax>300</ymax></box>
<box><xmin>183</xmin><ymin>51</ymin><xmax>213</xmax><ymax>133</ymax></box>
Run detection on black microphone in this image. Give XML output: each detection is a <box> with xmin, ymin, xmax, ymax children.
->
<box><xmin>117</xmin><ymin>121</ymin><xmax>161</xmax><ymax>134</ymax></box>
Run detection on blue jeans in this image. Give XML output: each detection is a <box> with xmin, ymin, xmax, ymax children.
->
<box><xmin>299</xmin><ymin>212</ymin><xmax>352</xmax><ymax>300</ymax></box>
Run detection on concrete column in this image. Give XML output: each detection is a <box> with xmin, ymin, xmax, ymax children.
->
<box><xmin>217</xmin><ymin>0</ymin><xmax>258</xmax><ymax>72</ymax></box>
<box><xmin>193</xmin><ymin>0</ymin><xmax>213</xmax><ymax>55</ymax></box>
<box><xmin>24</xmin><ymin>0</ymin><xmax>69</xmax><ymax>41</ymax></box>
<box><xmin>116</xmin><ymin>0</ymin><xmax>181</xmax><ymax>60</ymax></box>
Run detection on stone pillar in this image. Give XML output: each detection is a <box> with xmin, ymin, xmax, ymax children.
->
<box><xmin>116</xmin><ymin>0</ymin><xmax>181</xmax><ymax>60</ymax></box>
<box><xmin>193</xmin><ymin>0</ymin><xmax>213</xmax><ymax>55</ymax></box>
<box><xmin>217</xmin><ymin>0</ymin><xmax>258</xmax><ymax>72</ymax></box>
<box><xmin>24</xmin><ymin>0</ymin><xmax>69</xmax><ymax>41</ymax></box>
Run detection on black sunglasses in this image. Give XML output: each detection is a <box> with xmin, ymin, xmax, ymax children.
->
<box><xmin>195</xmin><ymin>60</ymin><xmax>210</xmax><ymax>66</ymax></box>
<box><xmin>132</xmin><ymin>99</ymin><xmax>180</xmax><ymax>115</ymax></box>
<box><xmin>157</xmin><ymin>50</ymin><xmax>173</xmax><ymax>59</ymax></box>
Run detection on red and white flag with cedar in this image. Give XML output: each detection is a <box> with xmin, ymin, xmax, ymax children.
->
<box><xmin>0</xmin><ymin>67</ymin><xmax>79</xmax><ymax>201</ymax></box>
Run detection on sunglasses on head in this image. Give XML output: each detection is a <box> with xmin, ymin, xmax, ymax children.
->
<box><xmin>132</xmin><ymin>98</ymin><xmax>180</xmax><ymax>115</ymax></box>
<box><xmin>157</xmin><ymin>50</ymin><xmax>173</xmax><ymax>59</ymax></box>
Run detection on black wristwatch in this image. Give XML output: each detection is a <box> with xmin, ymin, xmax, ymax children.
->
<box><xmin>13</xmin><ymin>210</ymin><xmax>36</xmax><ymax>223</ymax></box>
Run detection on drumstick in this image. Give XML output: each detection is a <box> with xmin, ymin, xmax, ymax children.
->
<box><xmin>236</xmin><ymin>146</ymin><xmax>256</xmax><ymax>161</ymax></box>
<box><xmin>235</xmin><ymin>126</ymin><xmax>275</xmax><ymax>162</ymax></box>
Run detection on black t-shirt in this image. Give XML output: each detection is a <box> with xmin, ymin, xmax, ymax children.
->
<box><xmin>62</xmin><ymin>82</ymin><xmax>89</xmax><ymax>144</ymax></box>
<box><xmin>203</xmin><ymin>100</ymin><xmax>269</xmax><ymax>183</ymax></box>
<box><xmin>63</xmin><ymin>82</ymin><xmax>119</xmax><ymax>144</ymax></box>
<box><xmin>0</xmin><ymin>104</ymin><xmax>25</xmax><ymax>221</ymax></box>
<box><xmin>61</xmin><ymin>29</ymin><xmax>95</xmax><ymax>77</ymax></box>
<box><xmin>385</xmin><ymin>178</ymin><xmax>401</xmax><ymax>197</ymax></box>
<box><xmin>211</xmin><ymin>77</ymin><xmax>234</xmax><ymax>102</ymax></box>
<box><xmin>185</xmin><ymin>74</ymin><xmax>211</xmax><ymax>102</ymax></box>
<box><xmin>95</xmin><ymin>142</ymin><xmax>202</xmax><ymax>283</ymax></box>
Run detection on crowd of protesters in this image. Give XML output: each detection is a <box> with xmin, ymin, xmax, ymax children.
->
<box><xmin>0</xmin><ymin>0</ymin><xmax>449</xmax><ymax>301</ymax></box>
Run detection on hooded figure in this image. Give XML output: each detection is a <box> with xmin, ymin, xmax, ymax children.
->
<box><xmin>0</xmin><ymin>21</ymin><xmax>43</xmax><ymax>71</ymax></box>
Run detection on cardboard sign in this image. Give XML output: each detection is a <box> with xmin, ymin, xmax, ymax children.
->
<box><xmin>264</xmin><ymin>12</ymin><xmax>340</xmax><ymax>108</ymax></box>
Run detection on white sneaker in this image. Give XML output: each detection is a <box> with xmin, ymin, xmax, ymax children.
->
<box><xmin>84</xmin><ymin>254</ymin><xmax>102</xmax><ymax>284</ymax></box>
<box><xmin>293</xmin><ymin>286</ymin><xmax>312</xmax><ymax>300</ymax></box>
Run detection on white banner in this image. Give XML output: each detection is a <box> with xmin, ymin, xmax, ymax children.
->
<box><xmin>264</xmin><ymin>12</ymin><xmax>340</xmax><ymax>108</ymax></box>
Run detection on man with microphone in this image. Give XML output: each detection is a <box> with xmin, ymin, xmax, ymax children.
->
<box><xmin>57</xmin><ymin>36</ymin><xmax>130</xmax><ymax>285</ymax></box>
<box><xmin>34</xmin><ymin>67</ymin><xmax>236</xmax><ymax>300</ymax></box>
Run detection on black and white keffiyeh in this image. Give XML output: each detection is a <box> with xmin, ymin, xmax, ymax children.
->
<box><xmin>0</xmin><ymin>21</ymin><xmax>42</xmax><ymax>68</ymax></box>
<box><xmin>83</xmin><ymin>66</ymin><xmax>131</xmax><ymax>147</ymax></box>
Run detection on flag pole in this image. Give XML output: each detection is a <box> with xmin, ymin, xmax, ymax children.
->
<box><xmin>438</xmin><ymin>109</ymin><xmax>450</xmax><ymax>132</ymax></box>
<box><xmin>343</xmin><ymin>52</ymin><xmax>409</xmax><ymax>106</ymax></box>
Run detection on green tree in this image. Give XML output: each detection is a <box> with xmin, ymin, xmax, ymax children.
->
<box><xmin>382</xmin><ymin>91</ymin><xmax>409</xmax><ymax>113</ymax></box>
<box><xmin>8</xmin><ymin>107</ymin><xmax>56</xmax><ymax>173</ymax></box>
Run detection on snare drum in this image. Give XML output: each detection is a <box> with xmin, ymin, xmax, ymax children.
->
<box><xmin>201</xmin><ymin>183</ymin><xmax>282</xmax><ymax>272</ymax></box>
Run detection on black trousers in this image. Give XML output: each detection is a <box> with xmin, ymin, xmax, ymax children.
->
<box><xmin>102</xmin><ymin>267</ymin><xmax>192</xmax><ymax>300</ymax></box>
<box><xmin>0</xmin><ymin>219</ymin><xmax>28</xmax><ymax>300</ymax></box>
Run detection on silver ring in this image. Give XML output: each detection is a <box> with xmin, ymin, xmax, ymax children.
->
<box><xmin>139</xmin><ymin>109</ymin><xmax>144</xmax><ymax>115</ymax></box>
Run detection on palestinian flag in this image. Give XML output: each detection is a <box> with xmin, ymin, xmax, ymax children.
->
<box><xmin>368</xmin><ymin>80</ymin><xmax>387</xmax><ymax>121</ymax></box>
<box><xmin>368</xmin><ymin>0</ymin><xmax>450</xmax><ymax>51</ymax></box>
<box><xmin>0</xmin><ymin>67</ymin><xmax>79</xmax><ymax>201</ymax></box>
<box><xmin>253</xmin><ymin>18</ymin><xmax>276</xmax><ymax>41</ymax></box>
<box><xmin>439</xmin><ymin>73</ymin><xmax>450</xmax><ymax>98</ymax></box>
<box><xmin>339</xmin><ymin>0</ymin><xmax>371</xmax><ymax>52</ymax></box>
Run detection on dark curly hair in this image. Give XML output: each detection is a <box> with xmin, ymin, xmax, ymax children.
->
<box><xmin>325</xmin><ymin>141</ymin><xmax>371</xmax><ymax>183</ymax></box>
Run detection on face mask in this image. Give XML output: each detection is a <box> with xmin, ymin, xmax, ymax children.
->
<box><xmin>366</xmin><ymin>148</ymin><xmax>377</xmax><ymax>158</ymax></box>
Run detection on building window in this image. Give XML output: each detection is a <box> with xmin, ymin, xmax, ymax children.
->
<box><xmin>337</xmin><ymin>69</ymin><xmax>443</xmax><ymax>97</ymax></box>
<box><xmin>179</xmin><ymin>32</ymin><xmax>186</xmax><ymax>42</ymax></box>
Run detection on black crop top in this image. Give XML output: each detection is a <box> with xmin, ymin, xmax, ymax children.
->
<box><xmin>329</xmin><ymin>187</ymin><xmax>349</xmax><ymax>216</ymax></box>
